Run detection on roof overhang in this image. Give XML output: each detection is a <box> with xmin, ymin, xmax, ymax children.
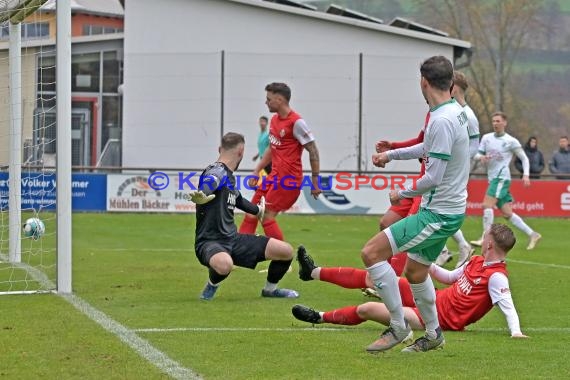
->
<box><xmin>227</xmin><ymin>0</ymin><xmax>471</xmax><ymax>49</ymax></box>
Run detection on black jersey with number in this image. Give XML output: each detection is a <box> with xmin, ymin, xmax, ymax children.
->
<box><xmin>194</xmin><ymin>162</ymin><xmax>258</xmax><ymax>246</ymax></box>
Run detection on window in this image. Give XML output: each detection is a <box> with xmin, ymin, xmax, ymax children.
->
<box><xmin>82</xmin><ymin>24</ymin><xmax>123</xmax><ymax>36</ymax></box>
<box><xmin>102</xmin><ymin>95</ymin><xmax>121</xmax><ymax>150</ymax></box>
<box><xmin>24</xmin><ymin>22</ymin><xmax>49</xmax><ymax>38</ymax></box>
<box><xmin>0</xmin><ymin>22</ymin><xmax>49</xmax><ymax>39</ymax></box>
<box><xmin>90</xmin><ymin>25</ymin><xmax>103</xmax><ymax>35</ymax></box>
<box><xmin>103</xmin><ymin>51</ymin><xmax>122</xmax><ymax>93</ymax></box>
<box><xmin>1</xmin><ymin>23</ymin><xmax>9</xmax><ymax>39</ymax></box>
<box><xmin>71</xmin><ymin>53</ymin><xmax>100</xmax><ymax>92</ymax></box>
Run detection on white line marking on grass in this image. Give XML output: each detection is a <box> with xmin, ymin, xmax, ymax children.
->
<box><xmin>0</xmin><ymin>253</ymin><xmax>55</xmax><ymax>291</ymax></box>
<box><xmin>135</xmin><ymin>327</ymin><xmax>358</xmax><ymax>333</ymax></box>
<box><xmin>470</xmin><ymin>327</ymin><xmax>570</xmax><ymax>333</ymax></box>
<box><xmin>0</xmin><ymin>253</ymin><xmax>201</xmax><ymax>380</ymax></box>
<box><xmin>134</xmin><ymin>326</ymin><xmax>570</xmax><ymax>334</ymax></box>
<box><xmin>62</xmin><ymin>294</ymin><xmax>201</xmax><ymax>380</ymax></box>
<box><xmin>88</xmin><ymin>248</ymin><xmax>193</xmax><ymax>252</ymax></box>
<box><xmin>506</xmin><ymin>259</ymin><xmax>570</xmax><ymax>270</ymax></box>
<box><xmin>445</xmin><ymin>252</ymin><xmax>570</xmax><ymax>270</ymax></box>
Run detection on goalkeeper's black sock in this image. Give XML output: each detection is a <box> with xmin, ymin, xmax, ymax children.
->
<box><xmin>266</xmin><ymin>259</ymin><xmax>292</xmax><ymax>284</ymax></box>
<box><xmin>208</xmin><ymin>267</ymin><xmax>228</xmax><ymax>285</ymax></box>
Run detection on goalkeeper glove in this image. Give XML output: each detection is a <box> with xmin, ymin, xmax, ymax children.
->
<box><xmin>189</xmin><ymin>190</ymin><xmax>215</xmax><ymax>205</ymax></box>
<box><xmin>257</xmin><ymin>196</ymin><xmax>265</xmax><ymax>221</ymax></box>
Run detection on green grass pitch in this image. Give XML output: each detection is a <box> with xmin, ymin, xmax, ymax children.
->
<box><xmin>1</xmin><ymin>213</ymin><xmax>569</xmax><ymax>379</ymax></box>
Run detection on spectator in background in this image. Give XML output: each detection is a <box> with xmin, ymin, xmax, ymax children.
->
<box><xmin>549</xmin><ymin>136</ymin><xmax>570</xmax><ymax>180</ymax></box>
<box><xmin>252</xmin><ymin>116</ymin><xmax>272</xmax><ymax>175</ymax></box>
<box><xmin>515</xmin><ymin>136</ymin><xmax>544</xmax><ymax>179</ymax></box>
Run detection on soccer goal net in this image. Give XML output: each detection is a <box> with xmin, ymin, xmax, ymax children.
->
<box><xmin>0</xmin><ymin>0</ymin><xmax>70</xmax><ymax>295</ymax></box>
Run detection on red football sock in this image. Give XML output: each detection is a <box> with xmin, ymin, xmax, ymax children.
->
<box><xmin>388</xmin><ymin>252</ymin><xmax>408</xmax><ymax>277</ymax></box>
<box><xmin>262</xmin><ymin>219</ymin><xmax>284</xmax><ymax>240</ymax></box>
<box><xmin>320</xmin><ymin>267</ymin><xmax>368</xmax><ymax>289</ymax></box>
<box><xmin>323</xmin><ymin>306</ymin><xmax>364</xmax><ymax>325</ymax></box>
<box><xmin>239</xmin><ymin>215</ymin><xmax>258</xmax><ymax>234</ymax></box>
<box><xmin>398</xmin><ymin>277</ymin><xmax>417</xmax><ymax>307</ymax></box>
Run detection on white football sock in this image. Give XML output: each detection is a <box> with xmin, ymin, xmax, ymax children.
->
<box><xmin>509</xmin><ymin>213</ymin><xmax>534</xmax><ymax>236</ymax></box>
<box><xmin>366</xmin><ymin>261</ymin><xmax>406</xmax><ymax>329</ymax></box>
<box><xmin>264</xmin><ymin>281</ymin><xmax>277</xmax><ymax>292</ymax></box>
<box><xmin>483</xmin><ymin>208</ymin><xmax>494</xmax><ymax>236</ymax></box>
<box><xmin>312</xmin><ymin>267</ymin><xmax>321</xmax><ymax>280</ymax></box>
<box><xmin>410</xmin><ymin>276</ymin><xmax>439</xmax><ymax>339</ymax></box>
<box><xmin>452</xmin><ymin>229</ymin><xmax>470</xmax><ymax>248</ymax></box>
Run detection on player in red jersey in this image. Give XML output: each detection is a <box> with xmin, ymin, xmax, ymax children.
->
<box><xmin>294</xmin><ymin>223</ymin><xmax>527</xmax><ymax>352</ymax></box>
<box><xmin>375</xmin><ymin>112</ymin><xmax>429</xmax><ymax>229</ymax></box>
<box><xmin>239</xmin><ymin>82</ymin><xmax>321</xmax><ymax>241</ymax></box>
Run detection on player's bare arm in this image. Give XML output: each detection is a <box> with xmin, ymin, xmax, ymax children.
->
<box><xmin>304</xmin><ymin>141</ymin><xmax>321</xmax><ymax>199</ymax></box>
<box><xmin>248</xmin><ymin>149</ymin><xmax>273</xmax><ymax>187</ymax></box>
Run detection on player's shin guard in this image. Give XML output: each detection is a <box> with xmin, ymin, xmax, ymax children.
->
<box><xmin>366</xmin><ymin>261</ymin><xmax>406</xmax><ymax>329</ymax></box>
<box><xmin>409</xmin><ymin>276</ymin><xmax>439</xmax><ymax>339</ymax></box>
<box><xmin>262</xmin><ymin>219</ymin><xmax>284</xmax><ymax>240</ymax></box>
<box><xmin>267</xmin><ymin>258</ymin><xmax>293</xmax><ymax>284</ymax></box>
<box><xmin>209</xmin><ymin>267</ymin><xmax>229</xmax><ymax>285</ymax></box>
<box><xmin>319</xmin><ymin>267</ymin><xmax>368</xmax><ymax>289</ymax></box>
<box><xmin>483</xmin><ymin>208</ymin><xmax>494</xmax><ymax>235</ymax></box>
<box><xmin>323</xmin><ymin>306</ymin><xmax>364</xmax><ymax>325</ymax></box>
<box><xmin>239</xmin><ymin>215</ymin><xmax>258</xmax><ymax>234</ymax></box>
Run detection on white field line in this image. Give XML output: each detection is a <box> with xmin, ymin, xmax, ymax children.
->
<box><xmin>0</xmin><ymin>253</ymin><xmax>201</xmax><ymax>380</ymax></box>
<box><xmin>506</xmin><ymin>258</ymin><xmax>570</xmax><ymax>270</ymax></box>
<box><xmin>440</xmin><ymin>251</ymin><xmax>570</xmax><ymax>270</ymax></box>
<box><xmin>61</xmin><ymin>293</ymin><xmax>201</xmax><ymax>380</ymax></box>
<box><xmin>88</xmin><ymin>250</ymin><xmax>570</xmax><ymax>270</ymax></box>
<box><xmin>134</xmin><ymin>326</ymin><xmax>570</xmax><ymax>334</ymax></box>
<box><xmin>86</xmin><ymin>248</ymin><xmax>193</xmax><ymax>252</ymax></box>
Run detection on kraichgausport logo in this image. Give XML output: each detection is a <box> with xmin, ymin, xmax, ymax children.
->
<box><xmin>146</xmin><ymin>172</ymin><xmax>419</xmax><ymax>192</ymax></box>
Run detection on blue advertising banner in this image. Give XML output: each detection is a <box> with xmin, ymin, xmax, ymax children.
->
<box><xmin>0</xmin><ymin>172</ymin><xmax>107</xmax><ymax>211</ymax></box>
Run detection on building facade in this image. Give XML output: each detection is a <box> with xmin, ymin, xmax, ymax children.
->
<box><xmin>0</xmin><ymin>0</ymin><xmax>123</xmax><ymax>168</ymax></box>
<box><xmin>123</xmin><ymin>0</ymin><xmax>471</xmax><ymax>172</ymax></box>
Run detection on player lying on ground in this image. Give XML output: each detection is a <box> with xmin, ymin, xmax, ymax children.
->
<box><xmin>190</xmin><ymin>132</ymin><xmax>299</xmax><ymax>300</ymax></box>
<box><xmin>293</xmin><ymin>223</ymin><xmax>527</xmax><ymax>353</ymax></box>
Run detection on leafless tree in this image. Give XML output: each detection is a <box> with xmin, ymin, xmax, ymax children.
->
<box><xmin>414</xmin><ymin>0</ymin><xmax>545</xmax><ymax>129</ymax></box>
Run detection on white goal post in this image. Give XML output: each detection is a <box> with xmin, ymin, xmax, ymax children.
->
<box><xmin>0</xmin><ymin>0</ymin><xmax>71</xmax><ymax>295</ymax></box>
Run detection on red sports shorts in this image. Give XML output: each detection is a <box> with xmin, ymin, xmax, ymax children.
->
<box><xmin>250</xmin><ymin>176</ymin><xmax>300</xmax><ymax>213</ymax></box>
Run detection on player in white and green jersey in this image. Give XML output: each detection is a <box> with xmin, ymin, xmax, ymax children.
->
<box><xmin>436</xmin><ymin>71</ymin><xmax>479</xmax><ymax>268</ymax></box>
<box><xmin>361</xmin><ymin>56</ymin><xmax>470</xmax><ymax>354</ymax></box>
<box><xmin>470</xmin><ymin>111</ymin><xmax>541</xmax><ymax>250</ymax></box>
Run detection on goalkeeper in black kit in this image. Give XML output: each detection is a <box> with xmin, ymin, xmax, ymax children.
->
<box><xmin>190</xmin><ymin>132</ymin><xmax>299</xmax><ymax>300</ymax></box>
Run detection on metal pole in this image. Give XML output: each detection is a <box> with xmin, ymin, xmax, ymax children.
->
<box><xmin>56</xmin><ymin>0</ymin><xmax>72</xmax><ymax>293</ymax></box>
<box><xmin>357</xmin><ymin>53</ymin><xmax>363</xmax><ymax>173</ymax></box>
<box><xmin>8</xmin><ymin>21</ymin><xmax>22</xmax><ymax>263</ymax></box>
